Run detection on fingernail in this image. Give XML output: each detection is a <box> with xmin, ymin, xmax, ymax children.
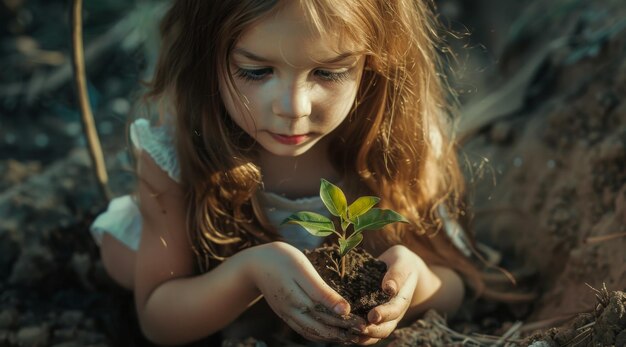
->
<box><xmin>333</xmin><ymin>302</ymin><xmax>349</xmax><ymax>315</ymax></box>
<box><xmin>369</xmin><ymin>311</ymin><xmax>381</xmax><ymax>324</ymax></box>
<box><xmin>350</xmin><ymin>327</ymin><xmax>362</xmax><ymax>334</ymax></box>
<box><xmin>384</xmin><ymin>281</ymin><xmax>397</xmax><ymax>296</ymax></box>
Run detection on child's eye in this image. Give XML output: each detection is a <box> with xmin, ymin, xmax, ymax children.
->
<box><xmin>234</xmin><ymin>67</ymin><xmax>351</xmax><ymax>84</ymax></box>
<box><xmin>235</xmin><ymin>67</ymin><xmax>272</xmax><ymax>82</ymax></box>
<box><xmin>315</xmin><ymin>69</ymin><xmax>351</xmax><ymax>83</ymax></box>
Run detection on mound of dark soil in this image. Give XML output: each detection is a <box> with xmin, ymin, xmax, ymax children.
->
<box><xmin>305</xmin><ymin>245</ymin><xmax>391</xmax><ymax>317</ymax></box>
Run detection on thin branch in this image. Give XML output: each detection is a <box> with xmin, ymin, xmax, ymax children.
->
<box><xmin>566</xmin><ymin>328</ymin><xmax>592</xmax><ymax>347</ymax></box>
<box><xmin>492</xmin><ymin>321</ymin><xmax>523</xmax><ymax>346</ymax></box>
<box><xmin>430</xmin><ymin>320</ymin><xmax>485</xmax><ymax>345</ymax></box>
<box><xmin>72</xmin><ymin>0</ymin><xmax>111</xmax><ymax>202</ymax></box>
<box><xmin>585</xmin><ymin>232</ymin><xmax>626</xmax><ymax>244</ymax></box>
<box><xmin>518</xmin><ymin>313</ymin><xmax>578</xmax><ymax>334</ymax></box>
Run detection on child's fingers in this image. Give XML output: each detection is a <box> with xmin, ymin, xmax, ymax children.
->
<box><xmin>288</xmin><ymin>308</ymin><xmax>362</xmax><ymax>344</ymax></box>
<box><xmin>282</xmin><ymin>277</ymin><xmax>363</xmax><ymax>333</ymax></box>
<box><xmin>295</xmin><ymin>268</ymin><xmax>351</xmax><ymax>315</ymax></box>
<box><xmin>310</xmin><ymin>307</ymin><xmax>368</xmax><ymax>331</ymax></box>
<box><xmin>359</xmin><ymin>320</ymin><xmax>398</xmax><ymax>339</ymax></box>
<box><xmin>352</xmin><ymin>336</ymin><xmax>382</xmax><ymax>346</ymax></box>
<box><xmin>378</xmin><ymin>246</ymin><xmax>415</xmax><ymax>297</ymax></box>
<box><xmin>367</xmin><ymin>293</ymin><xmax>407</xmax><ymax>324</ymax></box>
<box><xmin>271</xmin><ymin>291</ymin><xmax>355</xmax><ymax>343</ymax></box>
<box><xmin>368</xmin><ymin>272</ymin><xmax>417</xmax><ymax>324</ymax></box>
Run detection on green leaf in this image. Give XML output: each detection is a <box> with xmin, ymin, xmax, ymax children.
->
<box><xmin>281</xmin><ymin>212</ymin><xmax>335</xmax><ymax>237</ymax></box>
<box><xmin>320</xmin><ymin>179</ymin><xmax>347</xmax><ymax>218</ymax></box>
<box><xmin>339</xmin><ymin>233</ymin><xmax>363</xmax><ymax>257</ymax></box>
<box><xmin>354</xmin><ymin>208</ymin><xmax>409</xmax><ymax>233</ymax></box>
<box><xmin>347</xmin><ymin>196</ymin><xmax>380</xmax><ymax>220</ymax></box>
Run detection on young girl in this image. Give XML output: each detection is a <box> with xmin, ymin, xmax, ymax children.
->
<box><xmin>90</xmin><ymin>0</ymin><xmax>491</xmax><ymax>345</ymax></box>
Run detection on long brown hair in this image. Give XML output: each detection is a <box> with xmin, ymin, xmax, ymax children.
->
<box><xmin>144</xmin><ymin>0</ymin><xmax>488</xmax><ymax>297</ymax></box>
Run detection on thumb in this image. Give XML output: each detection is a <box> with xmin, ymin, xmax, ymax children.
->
<box><xmin>378</xmin><ymin>246</ymin><xmax>411</xmax><ymax>296</ymax></box>
<box><xmin>299</xmin><ymin>264</ymin><xmax>351</xmax><ymax>315</ymax></box>
<box><xmin>319</xmin><ymin>284</ymin><xmax>351</xmax><ymax>315</ymax></box>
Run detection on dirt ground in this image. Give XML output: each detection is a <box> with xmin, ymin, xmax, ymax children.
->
<box><xmin>452</xmin><ymin>0</ymin><xmax>626</xmax><ymax>344</ymax></box>
<box><xmin>0</xmin><ymin>0</ymin><xmax>624</xmax><ymax>346</ymax></box>
<box><xmin>466</xmin><ymin>0</ymin><xmax>626</xmax><ymax>322</ymax></box>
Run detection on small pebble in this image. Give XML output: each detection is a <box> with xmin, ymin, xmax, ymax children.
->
<box><xmin>0</xmin><ymin>329</ymin><xmax>11</xmax><ymax>344</ymax></box>
<box><xmin>0</xmin><ymin>309</ymin><xmax>18</xmax><ymax>329</ymax></box>
<box><xmin>490</xmin><ymin>121</ymin><xmax>513</xmax><ymax>144</ymax></box>
<box><xmin>99</xmin><ymin>121</ymin><xmax>113</xmax><ymax>135</ymax></box>
<box><xmin>58</xmin><ymin>310</ymin><xmax>83</xmax><ymax>328</ymax></box>
<box><xmin>16</xmin><ymin>325</ymin><xmax>49</xmax><ymax>347</ymax></box>
<box><xmin>5</xmin><ymin>133</ymin><xmax>16</xmax><ymax>144</ymax></box>
<box><xmin>34</xmin><ymin>133</ymin><xmax>49</xmax><ymax>148</ymax></box>
<box><xmin>65</xmin><ymin>123</ymin><xmax>82</xmax><ymax>136</ymax></box>
<box><xmin>552</xmin><ymin>207</ymin><xmax>571</xmax><ymax>224</ymax></box>
<box><xmin>598</xmin><ymin>137</ymin><xmax>625</xmax><ymax>162</ymax></box>
<box><xmin>51</xmin><ymin>343</ymin><xmax>81</xmax><ymax>347</ymax></box>
<box><xmin>53</xmin><ymin>328</ymin><xmax>76</xmax><ymax>341</ymax></box>
<box><xmin>9</xmin><ymin>245</ymin><xmax>54</xmax><ymax>286</ymax></box>
<box><xmin>529</xmin><ymin>341</ymin><xmax>553</xmax><ymax>347</ymax></box>
<box><xmin>71</xmin><ymin>253</ymin><xmax>92</xmax><ymax>288</ymax></box>
<box><xmin>110</xmin><ymin>98</ymin><xmax>131</xmax><ymax>115</ymax></box>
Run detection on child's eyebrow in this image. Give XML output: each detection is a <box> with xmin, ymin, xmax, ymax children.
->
<box><xmin>232</xmin><ymin>48</ymin><xmax>359</xmax><ymax>64</ymax></box>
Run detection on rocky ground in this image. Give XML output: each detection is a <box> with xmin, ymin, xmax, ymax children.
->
<box><xmin>1</xmin><ymin>0</ymin><xmax>625</xmax><ymax>346</ymax></box>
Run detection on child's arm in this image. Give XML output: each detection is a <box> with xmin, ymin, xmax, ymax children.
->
<box><xmin>352</xmin><ymin>245</ymin><xmax>464</xmax><ymax>345</ymax></box>
<box><xmin>133</xmin><ymin>151</ymin><xmax>259</xmax><ymax>344</ymax></box>
<box><xmin>133</xmin><ymin>152</ymin><xmax>364</xmax><ymax>345</ymax></box>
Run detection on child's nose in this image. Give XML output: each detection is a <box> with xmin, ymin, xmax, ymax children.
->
<box><xmin>272</xmin><ymin>80</ymin><xmax>311</xmax><ymax>119</ymax></box>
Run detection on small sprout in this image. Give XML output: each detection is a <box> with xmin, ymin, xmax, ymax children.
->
<box><xmin>282</xmin><ymin>179</ymin><xmax>409</xmax><ymax>278</ymax></box>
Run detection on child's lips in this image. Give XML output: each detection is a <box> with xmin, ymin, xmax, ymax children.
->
<box><xmin>269</xmin><ymin>132</ymin><xmax>311</xmax><ymax>145</ymax></box>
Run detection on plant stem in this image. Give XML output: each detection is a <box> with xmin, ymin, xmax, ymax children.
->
<box><xmin>340</xmin><ymin>226</ymin><xmax>346</xmax><ymax>279</ymax></box>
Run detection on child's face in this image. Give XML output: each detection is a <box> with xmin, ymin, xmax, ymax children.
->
<box><xmin>220</xmin><ymin>1</ymin><xmax>365</xmax><ymax>157</ymax></box>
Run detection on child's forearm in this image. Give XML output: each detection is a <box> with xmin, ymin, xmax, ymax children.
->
<box><xmin>136</xmin><ymin>247</ymin><xmax>262</xmax><ymax>345</ymax></box>
<box><xmin>400</xmin><ymin>262</ymin><xmax>465</xmax><ymax>325</ymax></box>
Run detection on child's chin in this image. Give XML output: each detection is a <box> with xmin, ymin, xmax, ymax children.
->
<box><xmin>260</xmin><ymin>141</ymin><xmax>318</xmax><ymax>157</ymax></box>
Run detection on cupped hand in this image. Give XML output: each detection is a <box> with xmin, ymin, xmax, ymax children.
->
<box><xmin>353</xmin><ymin>245</ymin><xmax>421</xmax><ymax>345</ymax></box>
<box><xmin>247</xmin><ymin>242</ymin><xmax>367</xmax><ymax>344</ymax></box>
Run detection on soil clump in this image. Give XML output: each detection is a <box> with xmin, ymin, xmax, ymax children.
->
<box><xmin>305</xmin><ymin>245</ymin><xmax>391</xmax><ymax>318</ymax></box>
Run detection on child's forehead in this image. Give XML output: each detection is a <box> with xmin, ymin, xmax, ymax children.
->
<box><xmin>235</xmin><ymin>1</ymin><xmax>363</xmax><ymax>66</ymax></box>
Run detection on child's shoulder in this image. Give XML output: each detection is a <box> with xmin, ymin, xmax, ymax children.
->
<box><xmin>130</xmin><ymin>118</ymin><xmax>181</xmax><ymax>183</ymax></box>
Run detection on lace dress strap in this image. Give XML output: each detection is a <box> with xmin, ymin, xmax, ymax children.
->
<box><xmin>89</xmin><ymin>118</ymin><xmax>180</xmax><ymax>251</ymax></box>
<box><xmin>130</xmin><ymin>118</ymin><xmax>181</xmax><ymax>183</ymax></box>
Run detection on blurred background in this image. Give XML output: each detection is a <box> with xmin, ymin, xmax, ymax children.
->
<box><xmin>1</xmin><ymin>0</ymin><xmax>168</xmax><ymax>172</ymax></box>
<box><xmin>1</xmin><ymin>0</ymin><xmax>625</xmax><ymax>346</ymax></box>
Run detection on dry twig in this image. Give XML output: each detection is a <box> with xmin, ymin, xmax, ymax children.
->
<box><xmin>584</xmin><ymin>232</ymin><xmax>626</xmax><ymax>244</ymax></box>
<box><xmin>71</xmin><ymin>0</ymin><xmax>111</xmax><ymax>202</ymax></box>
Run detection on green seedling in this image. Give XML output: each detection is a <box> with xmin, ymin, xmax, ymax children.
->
<box><xmin>282</xmin><ymin>179</ymin><xmax>409</xmax><ymax>278</ymax></box>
